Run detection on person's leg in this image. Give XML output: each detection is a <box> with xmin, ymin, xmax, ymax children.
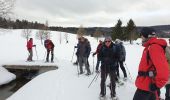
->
<box><xmin>133</xmin><ymin>89</ymin><xmax>156</xmax><ymax>100</ymax></box>
<box><xmin>109</xmin><ymin>70</ymin><xmax>116</xmax><ymax>97</ymax></box>
<box><xmin>100</xmin><ymin>68</ymin><xmax>108</xmax><ymax>96</ymax></box>
<box><xmin>46</xmin><ymin>49</ymin><xmax>50</xmax><ymax>62</ymax></box>
<box><xmin>51</xmin><ymin>49</ymin><xmax>54</xmax><ymax>62</ymax></box>
<box><xmin>119</xmin><ymin>61</ymin><xmax>127</xmax><ymax>78</ymax></box>
<box><xmin>78</xmin><ymin>56</ymin><xmax>83</xmax><ymax>74</ymax></box>
<box><xmin>165</xmin><ymin>84</ymin><xmax>170</xmax><ymax>100</ymax></box>
<box><xmin>96</xmin><ymin>58</ymin><xmax>100</xmax><ymax>70</ymax></box>
<box><xmin>84</xmin><ymin>57</ymin><xmax>91</xmax><ymax>75</ymax></box>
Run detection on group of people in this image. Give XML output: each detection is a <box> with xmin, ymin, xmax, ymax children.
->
<box><xmin>27</xmin><ymin>27</ymin><xmax>170</xmax><ymax>100</ymax></box>
<box><xmin>26</xmin><ymin>38</ymin><xmax>55</xmax><ymax>63</ymax></box>
<box><xmin>75</xmin><ymin>27</ymin><xmax>170</xmax><ymax>100</ymax></box>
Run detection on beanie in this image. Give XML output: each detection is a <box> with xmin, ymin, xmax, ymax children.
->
<box><xmin>104</xmin><ymin>36</ymin><xmax>112</xmax><ymax>41</ymax></box>
<box><xmin>140</xmin><ymin>27</ymin><xmax>156</xmax><ymax>38</ymax></box>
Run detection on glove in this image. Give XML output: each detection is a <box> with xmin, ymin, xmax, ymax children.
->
<box><xmin>149</xmin><ymin>83</ymin><xmax>159</xmax><ymax>92</ymax></box>
<box><xmin>33</xmin><ymin>45</ymin><xmax>36</xmax><ymax>47</ymax></box>
<box><xmin>92</xmin><ymin>53</ymin><xmax>96</xmax><ymax>56</ymax></box>
<box><xmin>74</xmin><ymin>46</ymin><xmax>77</xmax><ymax>48</ymax></box>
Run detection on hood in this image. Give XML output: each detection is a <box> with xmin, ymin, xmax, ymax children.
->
<box><xmin>143</xmin><ymin>37</ymin><xmax>167</xmax><ymax>48</ymax></box>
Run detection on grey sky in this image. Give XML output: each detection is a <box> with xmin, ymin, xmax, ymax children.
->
<box><xmin>13</xmin><ymin>0</ymin><xmax>170</xmax><ymax>27</ymax></box>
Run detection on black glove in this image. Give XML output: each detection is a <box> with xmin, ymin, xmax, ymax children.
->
<box><xmin>33</xmin><ymin>45</ymin><xmax>36</xmax><ymax>47</ymax></box>
<box><xmin>149</xmin><ymin>83</ymin><xmax>159</xmax><ymax>92</ymax></box>
<box><xmin>93</xmin><ymin>53</ymin><xmax>96</xmax><ymax>56</ymax></box>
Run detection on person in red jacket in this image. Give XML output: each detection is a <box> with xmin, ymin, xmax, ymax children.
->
<box><xmin>133</xmin><ymin>27</ymin><xmax>169</xmax><ymax>100</ymax></box>
<box><xmin>44</xmin><ymin>39</ymin><xmax>55</xmax><ymax>62</ymax></box>
<box><xmin>93</xmin><ymin>40</ymin><xmax>103</xmax><ymax>72</ymax></box>
<box><xmin>27</xmin><ymin>38</ymin><xmax>36</xmax><ymax>61</ymax></box>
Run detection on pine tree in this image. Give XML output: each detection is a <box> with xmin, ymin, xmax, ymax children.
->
<box><xmin>111</xmin><ymin>19</ymin><xmax>123</xmax><ymax>41</ymax></box>
<box><xmin>125</xmin><ymin>19</ymin><xmax>137</xmax><ymax>44</ymax></box>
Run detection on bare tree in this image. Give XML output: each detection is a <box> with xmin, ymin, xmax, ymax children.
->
<box><xmin>64</xmin><ymin>32</ymin><xmax>68</xmax><ymax>43</ymax></box>
<box><xmin>36</xmin><ymin>30</ymin><xmax>50</xmax><ymax>45</ymax></box>
<box><xmin>0</xmin><ymin>0</ymin><xmax>15</xmax><ymax>18</ymax></box>
<box><xmin>21</xmin><ymin>29</ymin><xmax>32</xmax><ymax>41</ymax></box>
<box><xmin>94</xmin><ymin>28</ymin><xmax>102</xmax><ymax>41</ymax></box>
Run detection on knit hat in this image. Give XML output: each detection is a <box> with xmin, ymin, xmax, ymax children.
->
<box><xmin>104</xmin><ymin>36</ymin><xmax>112</xmax><ymax>41</ymax></box>
<box><xmin>140</xmin><ymin>27</ymin><xmax>156</xmax><ymax>38</ymax></box>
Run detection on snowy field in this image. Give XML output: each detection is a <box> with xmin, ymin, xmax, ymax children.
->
<box><xmin>0</xmin><ymin>29</ymin><xmax>167</xmax><ymax>100</ymax></box>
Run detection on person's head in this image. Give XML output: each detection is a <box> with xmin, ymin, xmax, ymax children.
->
<box><xmin>80</xmin><ymin>37</ymin><xmax>85</xmax><ymax>42</ymax></box>
<box><xmin>104</xmin><ymin>36</ymin><xmax>112</xmax><ymax>47</ymax></box>
<box><xmin>99</xmin><ymin>40</ymin><xmax>102</xmax><ymax>44</ymax></box>
<box><xmin>29</xmin><ymin>38</ymin><xmax>33</xmax><ymax>41</ymax></box>
<box><xmin>140</xmin><ymin>27</ymin><xmax>156</xmax><ymax>44</ymax></box>
<box><xmin>115</xmin><ymin>39</ymin><xmax>121</xmax><ymax>44</ymax></box>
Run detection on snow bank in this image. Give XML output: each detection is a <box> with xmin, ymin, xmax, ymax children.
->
<box><xmin>0</xmin><ymin>66</ymin><xmax>16</xmax><ymax>85</ymax></box>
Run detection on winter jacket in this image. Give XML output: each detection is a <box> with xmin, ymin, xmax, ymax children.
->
<box><xmin>98</xmin><ymin>42</ymin><xmax>118</xmax><ymax>70</ymax></box>
<box><xmin>135</xmin><ymin>37</ymin><xmax>169</xmax><ymax>91</ymax></box>
<box><xmin>44</xmin><ymin>39</ymin><xmax>54</xmax><ymax>50</ymax></box>
<box><xmin>27</xmin><ymin>39</ymin><xmax>33</xmax><ymax>50</ymax></box>
<box><xmin>76</xmin><ymin>39</ymin><xmax>91</xmax><ymax>57</ymax></box>
<box><xmin>116</xmin><ymin>42</ymin><xmax>126</xmax><ymax>61</ymax></box>
<box><xmin>94</xmin><ymin>42</ymin><xmax>103</xmax><ymax>58</ymax></box>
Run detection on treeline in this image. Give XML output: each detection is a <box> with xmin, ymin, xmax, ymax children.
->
<box><xmin>0</xmin><ymin>17</ymin><xmax>45</xmax><ymax>29</ymax></box>
<box><xmin>1</xmin><ymin>17</ymin><xmax>170</xmax><ymax>39</ymax></box>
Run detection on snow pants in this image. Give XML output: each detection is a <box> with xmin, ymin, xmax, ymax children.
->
<box><xmin>116</xmin><ymin>61</ymin><xmax>127</xmax><ymax>78</ymax></box>
<box><xmin>78</xmin><ymin>56</ymin><xmax>91</xmax><ymax>74</ymax></box>
<box><xmin>165</xmin><ymin>84</ymin><xmax>170</xmax><ymax>100</ymax></box>
<box><xmin>46</xmin><ymin>49</ymin><xmax>54</xmax><ymax>62</ymax></box>
<box><xmin>100</xmin><ymin>67</ymin><xmax>116</xmax><ymax>97</ymax></box>
<box><xmin>133</xmin><ymin>89</ymin><xmax>156</xmax><ymax>100</ymax></box>
<box><xmin>27</xmin><ymin>49</ymin><xmax>33</xmax><ymax>61</ymax></box>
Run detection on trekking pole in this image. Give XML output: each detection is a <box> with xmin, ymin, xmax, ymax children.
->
<box><xmin>92</xmin><ymin>56</ymin><xmax>95</xmax><ymax>74</ymax></box>
<box><xmin>124</xmin><ymin>62</ymin><xmax>133</xmax><ymax>81</ymax></box>
<box><xmin>88</xmin><ymin>72</ymin><xmax>100</xmax><ymax>88</ymax></box>
<box><xmin>43</xmin><ymin>50</ymin><xmax>46</xmax><ymax>61</ymax></box>
<box><xmin>34</xmin><ymin>46</ymin><xmax>38</xmax><ymax>60</ymax></box>
<box><xmin>77</xmin><ymin>58</ymin><xmax>79</xmax><ymax>77</ymax></box>
<box><xmin>71</xmin><ymin>47</ymin><xmax>75</xmax><ymax>62</ymax></box>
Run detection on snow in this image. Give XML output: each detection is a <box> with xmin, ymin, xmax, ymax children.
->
<box><xmin>0</xmin><ymin>29</ymin><xmax>167</xmax><ymax>100</ymax></box>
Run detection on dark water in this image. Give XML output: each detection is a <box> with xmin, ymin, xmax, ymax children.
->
<box><xmin>0</xmin><ymin>70</ymin><xmax>38</xmax><ymax>100</ymax></box>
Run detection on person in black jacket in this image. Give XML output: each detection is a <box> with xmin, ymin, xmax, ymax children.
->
<box><xmin>98</xmin><ymin>37</ymin><xmax>118</xmax><ymax>99</ymax></box>
<box><xmin>115</xmin><ymin>39</ymin><xmax>127</xmax><ymax>80</ymax></box>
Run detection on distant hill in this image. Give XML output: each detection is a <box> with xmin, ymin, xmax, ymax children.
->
<box><xmin>49</xmin><ymin>25</ymin><xmax>170</xmax><ymax>38</ymax></box>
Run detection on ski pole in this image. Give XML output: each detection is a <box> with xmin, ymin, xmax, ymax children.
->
<box><xmin>124</xmin><ymin>62</ymin><xmax>133</xmax><ymax>81</ymax></box>
<box><xmin>77</xmin><ymin>58</ymin><xmax>79</xmax><ymax>77</ymax></box>
<box><xmin>71</xmin><ymin>47</ymin><xmax>75</xmax><ymax>62</ymax></box>
<box><xmin>34</xmin><ymin>46</ymin><xmax>38</xmax><ymax>60</ymax></box>
<box><xmin>92</xmin><ymin>56</ymin><xmax>95</xmax><ymax>74</ymax></box>
<box><xmin>88</xmin><ymin>72</ymin><xmax>100</xmax><ymax>88</ymax></box>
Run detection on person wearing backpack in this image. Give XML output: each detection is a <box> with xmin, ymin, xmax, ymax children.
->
<box><xmin>44</xmin><ymin>39</ymin><xmax>55</xmax><ymax>62</ymax></box>
<box><xmin>115</xmin><ymin>39</ymin><xmax>127</xmax><ymax>81</ymax></box>
<box><xmin>98</xmin><ymin>36</ymin><xmax>118</xmax><ymax>100</ymax></box>
<box><xmin>165</xmin><ymin>38</ymin><xmax>170</xmax><ymax>100</ymax></box>
<box><xmin>133</xmin><ymin>27</ymin><xmax>169</xmax><ymax>100</ymax></box>
<box><xmin>93</xmin><ymin>40</ymin><xmax>103</xmax><ymax>72</ymax></box>
<box><xmin>27</xmin><ymin>38</ymin><xmax>36</xmax><ymax>61</ymax></box>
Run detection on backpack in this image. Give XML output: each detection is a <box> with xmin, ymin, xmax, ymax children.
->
<box><xmin>44</xmin><ymin>39</ymin><xmax>50</xmax><ymax>48</ymax></box>
<box><xmin>116</xmin><ymin>43</ymin><xmax>125</xmax><ymax>61</ymax></box>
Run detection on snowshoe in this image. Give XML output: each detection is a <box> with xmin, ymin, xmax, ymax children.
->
<box><xmin>99</xmin><ymin>94</ymin><xmax>106</xmax><ymax>100</ymax></box>
<box><xmin>110</xmin><ymin>96</ymin><xmax>119</xmax><ymax>100</ymax></box>
<box><xmin>123</xmin><ymin>77</ymin><xmax>128</xmax><ymax>81</ymax></box>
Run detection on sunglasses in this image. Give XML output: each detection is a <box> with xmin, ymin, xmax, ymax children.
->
<box><xmin>105</xmin><ymin>41</ymin><xmax>111</xmax><ymax>43</ymax></box>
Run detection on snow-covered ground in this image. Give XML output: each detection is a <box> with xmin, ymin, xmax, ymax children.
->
<box><xmin>0</xmin><ymin>29</ymin><xmax>167</xmax><ymax>100</ymax></box>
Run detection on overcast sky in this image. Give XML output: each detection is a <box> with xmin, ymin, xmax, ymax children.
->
<box><xmin>13</xmin><ymin>0</ymin><xmax>170</xmax><ymax>27</ymax></box>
